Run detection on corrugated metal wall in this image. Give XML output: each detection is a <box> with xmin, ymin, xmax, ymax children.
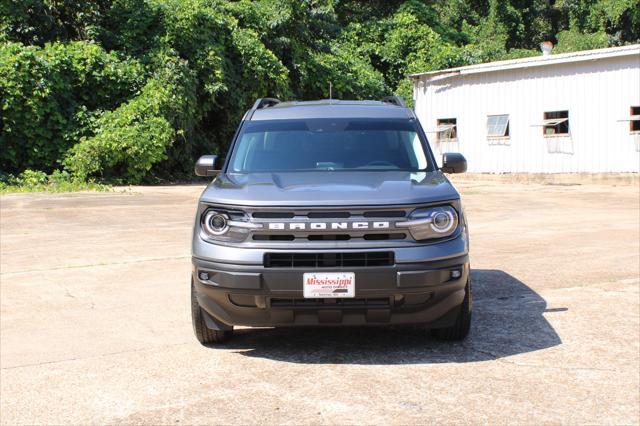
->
<box><xmin>413</xmin><ymin>55</ymin><xmax>640</xmax><ymax>173</ymax></box>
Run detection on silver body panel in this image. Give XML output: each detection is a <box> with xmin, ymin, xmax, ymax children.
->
<box><xmin>200</xmin><ymin>171</ymin><xmax>459</xmax><ymax>207</ymax></box>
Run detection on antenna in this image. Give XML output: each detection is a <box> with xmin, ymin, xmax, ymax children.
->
<box><xmin>329</xmin><ymin>81</ymin><xmax>332</xmax><ymax>100</ymax></box>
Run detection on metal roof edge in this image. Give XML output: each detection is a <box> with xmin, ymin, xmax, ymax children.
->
<box><xmin>409</xmin><ymin>44</ymin><xmax>640</xmax><ymax>82</ymax></box>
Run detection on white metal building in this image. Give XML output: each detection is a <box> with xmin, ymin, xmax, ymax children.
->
<box><xmin>410</xmin><ymin>44</ymin><xmax>640</xmax><ymax>173</ymax></box>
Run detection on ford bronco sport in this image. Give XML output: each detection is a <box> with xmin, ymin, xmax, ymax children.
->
<box><xmin>191</xmin><ymin>97</ymin><xmax>470</xmax><ymax>344</ymax></box>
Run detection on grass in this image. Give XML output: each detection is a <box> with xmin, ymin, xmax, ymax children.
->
<box><xmin>0</xmin><ymin>170</ymin><xmax>111</xmax><ymax>194</ymax></box>
<box><xmin>0</xmin><ymin>181</ymin><xmax>111</xmax><ymax>194</ymax></box>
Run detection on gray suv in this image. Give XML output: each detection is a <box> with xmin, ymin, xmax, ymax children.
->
<box><xmin>191</xmin><ymin>97</ymin><xmax>470</xmax><ymax>344</ymax></box>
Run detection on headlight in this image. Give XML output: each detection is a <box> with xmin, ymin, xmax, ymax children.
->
<box><xmin>396</xmin><ymin>206</ymin><xmax>459</xmax><ymax>240</ymax></box>
<box><xmin>200</xmin><ymin>208</ymin><xmax>262</xmax><ymax>243</ymax></box>
<box><xmin>203</xmin><ymin>211</ymin><xmax>229</xmax><ymax>235</ymax></box>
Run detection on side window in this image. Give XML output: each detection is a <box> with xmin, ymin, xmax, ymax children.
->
<box><xmin>630</xmin><ymin>106</ymin><xmax>640</xmax><ymax>133</ymax></box>
<box><xmin>487</xmin><ymin>114</ymin><xmax>510</xmax><ymax>138</ymax></box>
<box><xmin>436</xmin><ymin>118</ymin><xmax>457</xmax><ymax>142</ymax></box>
<box><xmin>543</xmin><ymin>111</ymin><xmax>569</xmax><ymax>136</ymax></box>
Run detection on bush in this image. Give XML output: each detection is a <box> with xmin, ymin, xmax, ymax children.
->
<box><xmin>64</xmin><ymin>62</ymin><xmax>195</xmax><ymax>183</ymax></box>
<box><xmin>554</xmin><ymin>30</ymin><xmax>609</xmax><ymax>53</ymax></box>
<box><xmin>0</xmin><ymin>169</ymin><xmax>109</xmax><ymax>193</ymax></box>
<box><xmin>0</xmin><ymin>41</ymin><xmax>145</xmax><ymax>174</ymax></box>
<box><xmin>302</xmin><ymin>49</ymin><xmax>387</xmax><ymax>99</ymax></box>
<box><xmin>16</xmin><ymin>169</ymin><xmax>47</xmax><ymax>186</ymax></box>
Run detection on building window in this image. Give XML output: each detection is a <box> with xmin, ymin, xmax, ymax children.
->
<box><xmin>542</xmin><ymin>111</ymin><xmax>569</xmax><ymax>136</ymax></box>
<box><xmin>436</xmin><ymin>118</ymin><xmax>457</xmax><ymax>142</ymax></box>
<box><xmin>631</xmin><ymin>106</ymin><xmax>640</xmax><ymax>133</ymax></box>
<box><xmin>487</xmin><ymin>114</ymin><xmax>510</xmax><ymax>138</ymax></box>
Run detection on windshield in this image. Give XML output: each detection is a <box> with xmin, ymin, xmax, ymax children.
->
<box><xmin>228</xmin><ymin>118</ymin><xmax>432</xmax><ymax>173</ymax></box>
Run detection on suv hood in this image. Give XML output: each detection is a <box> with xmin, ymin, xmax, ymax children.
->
<box><xmin>200</xmin><ymin>171</ymin><xmax>459</xmax><ymax>207</ymax></box>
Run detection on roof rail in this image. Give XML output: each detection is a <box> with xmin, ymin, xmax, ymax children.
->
<box><xmin>248</xmin><ymin>97</ymin><xmax>281</xmax><ymax>120</ymax></box>
<box><xmin>253</xmin><ymin>97</ymin><xmax>281</xmax><ymax>110</ymax></box>
<box><xmin>381</xmin><ymin>96</ymin><xmax>406</xmax><ymax>108</ymax></box>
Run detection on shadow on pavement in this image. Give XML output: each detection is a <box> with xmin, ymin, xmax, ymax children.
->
<box><xmin>218</xmin><ymin>269</ymin><xmax>563</xmax><ymax>364</ymax></box>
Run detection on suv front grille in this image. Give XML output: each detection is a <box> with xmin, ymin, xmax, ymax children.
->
<box><xmin>251</xmin><ymin>210</ymin><xmax>406</xmax><ymax>219</ymax></box>
<box><xmin>253</xmin><ymin>233</ymin><xmax>406</xmax><ymax>241</ymax></box>
<box><xmin>202</xmin><ymin>204</ymin><xmax>421</xmax><ymax>246</ymax></box>
<box><xmin>264</xmin><ymin>252</ymin><xmax>394</xmax><ymax>268</ymax></box>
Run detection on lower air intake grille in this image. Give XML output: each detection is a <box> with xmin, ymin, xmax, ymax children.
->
<box><xmin>270</xmin><ymin>297</ymin><xmax>391</xmax><ymax>308</ymax></box>
<box><xmin>264</xmin><ymin>252</ymin><xmax>394</xmax><ymax>268</ymax></box>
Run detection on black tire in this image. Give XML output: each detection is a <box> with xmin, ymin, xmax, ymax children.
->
<box><xmin>191</xmin><ymin>280</ymin><xmax>233</xmax><ymax>345</ymax></box>
<box><xmin>430</xmin><ymin>280</ymin><xmax>472</xmax><ymax>341</ymax></box>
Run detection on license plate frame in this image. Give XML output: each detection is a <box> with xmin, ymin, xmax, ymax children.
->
<box><xmin>303</xmin><ymin>272</ymin><xmax>355</xmax><ymax>298</ymax></box>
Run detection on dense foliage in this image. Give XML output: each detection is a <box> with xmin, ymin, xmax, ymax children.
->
<box><xmin>1</xmin><ymin>0</ymin><xmax>638</xmax><ymax>184</ymax></box>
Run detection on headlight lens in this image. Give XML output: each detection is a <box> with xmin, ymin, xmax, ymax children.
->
<box><xmin>431</xmin><ymin>210</ymin><xmax>456</xmax><ymax>233</ymax></box>
<box><xmin>203</xmin><ymin>211</ymin><xmax>229</xmax><ymax>235</ymax></box>
<box><xmin>397</xmin><ymin>206</ymin><xmax>459</xmax><ymax>240</ymax></box>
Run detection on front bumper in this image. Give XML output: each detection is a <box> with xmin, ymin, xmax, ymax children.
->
<box><xmin>192</xmin><ymin>254</ymin><xmax>469</xmax><ymax>328</ymax></box>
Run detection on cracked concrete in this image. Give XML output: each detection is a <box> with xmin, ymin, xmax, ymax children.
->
<box><xmin>1</xmin><ymin>181</ymin><xmax>638</xmax><ymax>424</ymax></box>
<box><xmin>1</xmin><ymin>255</ymin><xmax>191</xmax><ymax>277</ymax></box>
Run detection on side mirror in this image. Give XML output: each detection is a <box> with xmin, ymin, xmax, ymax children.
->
<box><xmin>195</xmin><ymin>155</ymin><xmax>220</xmax><ymax>177</ymax></box>
<box><xmin>441</xmin><ymin>153</ymin><xmax>467</xmax><ymax>174</ymax></box>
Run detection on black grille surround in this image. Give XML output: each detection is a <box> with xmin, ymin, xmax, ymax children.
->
<box><xmin>264</xmin><ymin>251</ymin><xmax>395</xmax><ymax>268</ymax></box>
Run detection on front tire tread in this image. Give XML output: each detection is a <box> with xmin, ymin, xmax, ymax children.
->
<box><xmin>430</xmin><ymin>280</ymin><xmax>472</xmax><ymax>341</ymax></box>
<box><xmin>191</xmin><ymin>280</ymin><xmax>233</xmax><ymax>345</ymax></box>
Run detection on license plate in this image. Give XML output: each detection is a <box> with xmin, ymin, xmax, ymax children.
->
<box><xmin>303</xmin><ymin>272</ymin><xmax>355</xmax><ymax>298</ymax></box>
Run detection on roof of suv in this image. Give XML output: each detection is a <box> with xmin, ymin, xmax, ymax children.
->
<box><xmin>250</xmin><ymin>100</ymin><xmax>414</xmax><ymax>121</ymax></box>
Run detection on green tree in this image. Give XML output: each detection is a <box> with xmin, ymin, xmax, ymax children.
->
<box><xmin>0</xmin><ymin>0</ymin><xmax>112</xmax><ymax>45</ymax></box>
<box><xmin>0</xmin><ymin>41</ymin><xmax>144</xmax><ymax>173</ymax></box>
<box><xmin>64</xmin><ymin>58</ymin><xmax>196</xmax><ymax>183</ymax></box>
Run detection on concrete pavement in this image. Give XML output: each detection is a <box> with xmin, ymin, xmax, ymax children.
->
<box><xmin>1</xmin><ymin>180</ymin><xmax>638</xmax><ymax>424</ymax></box>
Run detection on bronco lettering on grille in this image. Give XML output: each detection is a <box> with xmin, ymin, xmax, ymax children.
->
<box><xmin>267</xmin><ymin>221</ymin><xmax>390</xmax><ymax>231</ymax></box>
